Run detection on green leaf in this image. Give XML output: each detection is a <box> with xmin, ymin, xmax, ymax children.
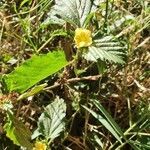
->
<box><xmin>84</xmin><ymin>36</ymin><xmax>126</xmax><ymax>64</ymax></box>
<box><xmin>4</xmin><ymin>112</ymin><xmax>33</xmax><ymax>149</ymax></box>
<box><xmin>82</xmin><ymin>105</ymin><xmax>122</xmax><ymax>143</ymax></box>
<box><xmin>43</xmin><ymin>11</ymin><xmax>65</xmax><ymax>26</ymax></box>
<box><xmin>32</xmin><ymin>97</ymin><xmax>66</xmax><ymax>143</ymax></box>
<box><xmin>97</xmin><ymin>60</ymin><xmax>106</xmax><ymax>74</ymax></box>
<box><xmin>38</xmin><ymin>0</ymin><xmax>53</xmax><ymax>14</ymax></box>
<box><xmin>47</xmin><ymin>0</ymin><xmax>96</xmax><ymax>27</ymax></box>
<box><xmin>129</xmin><ymin>140</ymin><xmax>150</xmax><ymax>150</ymax></box>
<box><xmin>3</xmin><ymin>51</ymin><xmax>68</xmax><ymax>93</ymax></box>
<box><xmin>17</xmin><ymin>83</ymin><xmax>47</xmax><ymax>101</ymax></box>
<box><xmin>88</xmin><ymin>130</ymin><xmax>104</xmax><ymax>149</ymax></box>
<box><xmin>20</xmin><ymin>0</ymin><xmax>31</xmax><ymax>8</ymax></box>
<box><xmin>92</xmin><ymin>99</ymin><xmax>125</xmax><ymax>139</ymax></box>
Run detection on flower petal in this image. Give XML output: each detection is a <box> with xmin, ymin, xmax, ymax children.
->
<box><xmin>74</xmin><ymin>28</ymin><xmax>92</xmax><ymax>48</ymax></box>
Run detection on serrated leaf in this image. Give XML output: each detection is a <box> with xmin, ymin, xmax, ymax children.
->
<box><xmin>32</xmin><ymin>97</ymin><xmax>66</xmax><ymax>143</ymax></box>
<box><xmin>46</xmin><ymin>0</ymin><xmax>97</xmax><ymax>27</ymax></box>
<box><xmin>42</xmin><ymin>11</ymin><xmax>65</xmax><ymax>26</ymax></box>
<box><xmin>3</xmin><ymin>51</ymin><xmax>68</xmax><ymax>93</ymax></box>
<box><xmin>4</xmin><ymin>112</ymin><xmax>33</xmax><ymax>149</ymax></box>
<box><xmin>84</xmin><ymin>36</ymin><xmax>126</xmax><ymax>64</ymax></box>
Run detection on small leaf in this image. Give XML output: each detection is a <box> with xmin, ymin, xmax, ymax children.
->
<box><xmin>17</xmin><ymin>83</ymin><xmax>47</xmax><ymax>101</ymax></box>
<box><xmin>3</xmin><ymin>51</ymin><xmax>68</xmax><ymax>93</ymax></box>
<box><xmin>97</xmin><ymin>60</ymin><xmax>106</xmax><ymax>74</ymax></box>
<box><xmin>32</xmin><ymin>97</ymin><xmax>66</xmax><ymax>143</ymax></box>
<box><xmin>94</xmin><ymin>134</ymin><xmax>104</xmax><ymax>148</ymax></box>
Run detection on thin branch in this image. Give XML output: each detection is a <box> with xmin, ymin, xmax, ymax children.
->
<box><xmin>44</xmin><ymin>74</ymin><xmax>102</xmax><ymax>91</ymax></box>
<box><xmin>44</xmin><ymin>82</ymin><xmax>60</xmax><ymax>90</ymax></box>
<box><xmin>67</xmin><ymin>74</ymin><xmax>102</xmax><ymax>82</ymax></box>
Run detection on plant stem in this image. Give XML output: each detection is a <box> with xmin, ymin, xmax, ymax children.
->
<box><xmin>127</xmin><ymin>98</ymin><xmax>132</xmax><ymax>127</ymax></box>
<box><xmin>83</xmin><ymin>99</ymin><xmax>90</xmax><ymax>149</ymax></box>
<box><xmin>104</xmin><ymin>0</ymin><xmax>109</xmax><ymax>33</ymax></box>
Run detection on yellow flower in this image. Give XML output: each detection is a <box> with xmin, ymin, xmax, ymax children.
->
<box><xmin>74</xmin><ymin>28</ymin><xmax>92</xmax><ymax>48</ymax></box>
<box><xmin>33</xmin><ymin>141</ymin><xmax>47</xmax><ymax>150</ymax></box>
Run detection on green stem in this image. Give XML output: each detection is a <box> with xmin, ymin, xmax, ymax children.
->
<box><xmin>127</xmin><ymin>98</ymin><xmax>132</xmax><ymax>127</ymax></box>
<box><xmin>109</xmin><ymin>114</ymin><xmax>148</xmax><ymax>149</ymax></box>
<box><xmin>104</xmin><ymin>0</ymin><xmax>109</xmax><ymax>33</ymax></box>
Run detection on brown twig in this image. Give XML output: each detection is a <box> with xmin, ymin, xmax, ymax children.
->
<box><xmin>44</xmin><ymin>74</ymin><xmax>102</xmax><ymax>91</ymax></box>
<box><xmin>67</xmin><ymin>75</ymin><xmax>101</xmax><ymax>82</ymax></box>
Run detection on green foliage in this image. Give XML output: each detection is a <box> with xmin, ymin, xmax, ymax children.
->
<box><xmin>17</xmin><ymin>83</ymin><xmax>47</xmax><ymax>101</ymax></box>
<box><xmin>92</xmin><ymin>99</ymin><xmax>125</xmax><ymax>138</ymax></box>
<box><xmin>19</xmin><ymin>0</ymin><xmax>32</xmax><ymax>8</ymax></box>
<box><xmin>83</xmin><ymin>100</ymin><xmax>123</xmax><ymax>143</ymax></box>
<box><xmin>46</xmin><ymin>0</ymin><xmax>97</xmax><ymax>27</ymax></box>
<box><xmin>32</xmin><ymin>97</ymin><xmax>66</xmax><ymax>143</ymax></box>
<box><xmin>3</xmin><ymin>51</ymin><xmax>68</xmax><ymax>93</ymax></box>
<box><xmin>36</xmin><ymin>0</ymin><xmax>53</xmax><ymax>14</ymax></box>
<box><xmin>84</xmin><ymin>36</ymin><xmax>126</xmax><ymax>64</ymax></box>
<box><xmin>4</xmin><ymin>112</ymin><xmax>33</xmax><ymax>149</ymax></box>
<box><xmin>0</xmin><ymin>0</ymin><xmax>149</xmax><ymax>149</ymax></box>
<box><xmin>46</xmin><ymin>0</ymin><xmax>127</xmax><ymax>64</ymax></box>
<box><xmin>130</xmin><ymin>140</ymin><xmax>150</xmax><ymax>150</ymax></box>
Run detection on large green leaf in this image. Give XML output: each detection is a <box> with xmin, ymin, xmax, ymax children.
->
<box><xmin>46</xmin><ymin>0</ymin><xmax>96</xmax><ymax>27</ymax></box>
<box><xmin>3</xmin><ymin>51</ymin><xmax>68</xmax><ymax>93</ymax></box>
<box><xmin>4</xmin><ymin>112</ymin><xmax>33</xmax><ymax>149</ymax></box>
<box><xmin>84</xmin><ymin>36</ymin><xmax>126</xmax><ymax>64</ymax></box>
<box><xmin>32</xmin><ymin>97</ymin><xmax>66</xmax><ymax>143</ymax></box>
